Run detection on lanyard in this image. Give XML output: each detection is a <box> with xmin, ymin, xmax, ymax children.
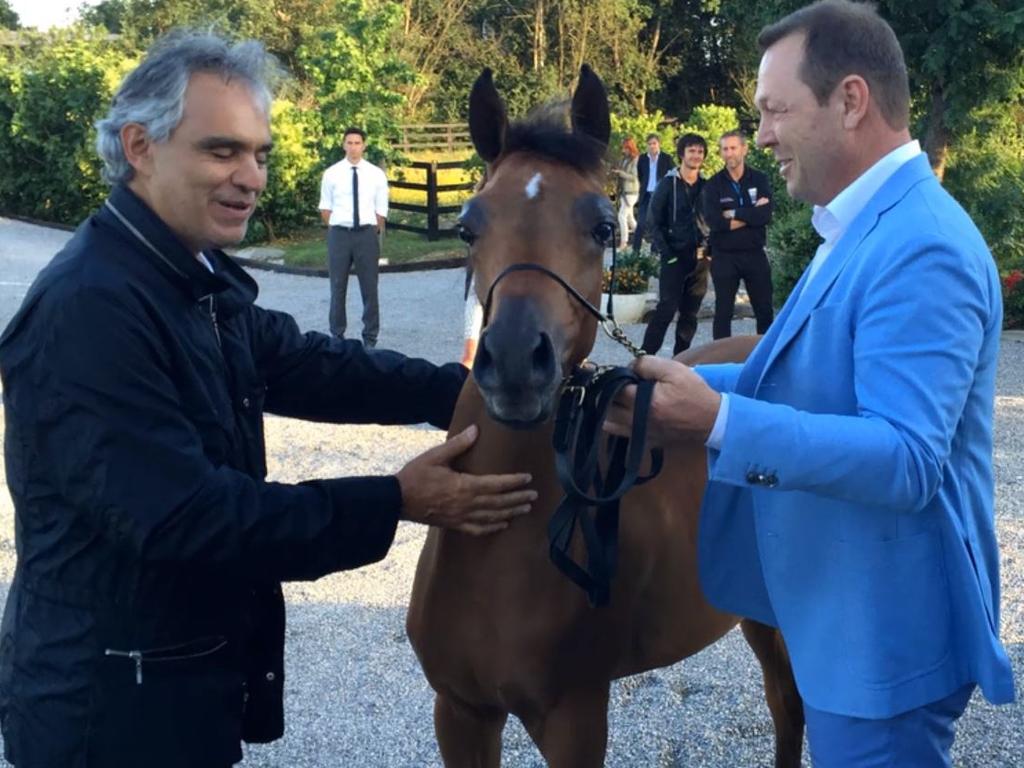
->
<box><xmin>728</xmin><ymin>178</ymin><xmax>746</xmax><ymax>207</ymax></box>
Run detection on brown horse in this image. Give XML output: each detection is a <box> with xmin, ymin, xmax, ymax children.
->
<box><xmin>407</xmin><ymin>66</ymin><xmax>804</xmax><ymax>767</ymax></box>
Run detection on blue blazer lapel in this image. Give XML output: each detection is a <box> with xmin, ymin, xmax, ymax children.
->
<box><xmin>753</xmin><ymin>155</ymin><xmax>935</xmax><ymax>390</ymax></box>
<box><xmin>736</xmin><ymin>268</ymin><xmax>808</xmax><ymax>394</ymax></box>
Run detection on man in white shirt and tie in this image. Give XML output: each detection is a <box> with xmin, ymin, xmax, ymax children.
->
<box><xmin>319</xmin><ymin>127</ymin><xmax>389</xmax><ymax>347</ymax></box>
<box><xmin>608</xmin><ymin>1</ymin><xmax>1014</xmax><ymax>764</ymax></box>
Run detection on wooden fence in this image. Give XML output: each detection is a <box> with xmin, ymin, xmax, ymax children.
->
<box><xmin>394</xmin><ymin>122</ymin><xmax>473</xmax><ymax>153</ymax></box>
<box><xmin>389</xmin><ymin>160</ymin><xmax>475</xmax><ymax>241</ymax></box>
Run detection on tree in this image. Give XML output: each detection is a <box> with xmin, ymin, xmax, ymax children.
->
<box><xmin>79</xmin><ymin>0</ymin><xmax>128</xmax><ymax>33</ymax></box>
<box><xmin>297</xmin><ymin>0</ymin><xmax>412</xmax><ymax>165</ymax></box>
<box><xmin>0</xmin><ymin>0</ymin><xmax>19</xmax><ymax>29</ymax></box>
<box><xmin>715</xmin><ymin>0</ymin><xmax>1024</xmax><ymax>180</ymax></box>
<box><xmin>885</xmin><ymin>1</ymin><xmax>1024</xmax><ymax>179</ymax></box>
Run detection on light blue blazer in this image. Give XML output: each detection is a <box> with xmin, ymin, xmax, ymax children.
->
<box><xmin>696</xmin><ymin>154</ymin><xmax>1015</xmax><ymax>718</ymax></box>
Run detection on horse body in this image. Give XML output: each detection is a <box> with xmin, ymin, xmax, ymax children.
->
<box><xmin>407</xmin><ymin>67</ymin><xmax>802</xmax><ymax>767</ymax></box>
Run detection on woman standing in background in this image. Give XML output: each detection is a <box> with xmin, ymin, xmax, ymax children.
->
<box><xmin>612</xmin><ymin>137</ymin><xmax>640</xmax><ymax>250</ymax></box>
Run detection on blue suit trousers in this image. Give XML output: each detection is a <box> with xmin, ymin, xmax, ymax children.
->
<box><xmin>804</xmin><ymin>685</ymin><xmax>974</xmax><ymax>767</ymax></box>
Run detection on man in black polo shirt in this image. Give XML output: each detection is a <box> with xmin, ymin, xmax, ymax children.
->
<box><xmin>702</xmin><ymin>130</ymin><xmax>774</xmax><ymax>337</ymax></box>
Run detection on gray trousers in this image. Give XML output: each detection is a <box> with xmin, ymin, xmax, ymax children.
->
<box><xmin>327</xmin><ymin>226</ymin><xmax>380</xmax><ymax>343</ymax></box>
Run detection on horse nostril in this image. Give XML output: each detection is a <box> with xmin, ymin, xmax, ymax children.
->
<box><xmin>531</xmin><ymin>333</ymin><xmax>556</xmax><ymax>377</ymax></box>
<box><xmin>473</xmin><ymin>331</ymin><xmax>496</xmax><ymax>383</ymax></box>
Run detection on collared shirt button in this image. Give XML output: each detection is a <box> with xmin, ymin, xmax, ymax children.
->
<box><xmin>265</xmin><ymin>671</ymin><xmax>276</xmax><ymax>682</ymax></box>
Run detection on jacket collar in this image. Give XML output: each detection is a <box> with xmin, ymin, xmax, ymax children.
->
<box><xmin>743</xmin><ymin>153</ymin><xmax>935</xmax><ymax>393</ymax></box>
<box><xmin>100</xmin><ymin>184</ymin><xmax>258</xmax><ymax>309</ymax></box>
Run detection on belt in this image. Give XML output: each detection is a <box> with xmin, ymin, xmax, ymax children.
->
<box><xmin>332</xmin><ymin>224</ymin><xmax>375</xmax><ymax>231</ymax></box>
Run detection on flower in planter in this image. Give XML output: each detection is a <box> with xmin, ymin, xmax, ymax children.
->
<box><xmin>1003</xmin><ymin>269</ymin><xmax>1024</xmax><ymax>329</ymax></box>
<box><xmin>602</xmin><ymin>250</ymin><xmax>659</xmax><ymax>295</ymax></box>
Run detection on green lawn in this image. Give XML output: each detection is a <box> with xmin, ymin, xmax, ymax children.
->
<box><xmin>266</xmin><ymin>224</ymin><xmax>466</xmax><ymax>269</ymax></box>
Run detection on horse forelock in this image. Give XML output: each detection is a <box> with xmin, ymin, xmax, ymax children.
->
<box><xmin>500</xmin><ymin>107</ymin><xmax>606</xmax><ymax>177</ymax></box>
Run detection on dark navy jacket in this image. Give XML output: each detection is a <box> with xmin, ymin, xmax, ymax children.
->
<box><xmin>702</xmin><ymin>165</ymin><xmax>773</xmax><ymax>252</ymax></box>
<box><xmin>0</xmin><ymin>185</ymin><xmax>465</xmax><ymax>767</ymax></box>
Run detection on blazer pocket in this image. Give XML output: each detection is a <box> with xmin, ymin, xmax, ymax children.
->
<box><xmin>837</xmin><ymin>531</ymin><xmax>951</xmax><ymax>686</ymax></box>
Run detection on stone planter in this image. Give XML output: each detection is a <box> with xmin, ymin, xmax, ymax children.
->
<box><xmin>599</xmin><ymin>292</ymin><xmax>648</xmax><ymax>324</ymax></box>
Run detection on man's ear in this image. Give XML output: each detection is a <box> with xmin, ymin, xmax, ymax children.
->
<box><xmin>839</xmin><ymin>75</ymin><xmax>870</xmax><ymax>130</ymax></box>
<box><xmin>120</xmin><ymin>123</ymin><xmax>154</xmax><ymax>177</ymax></box>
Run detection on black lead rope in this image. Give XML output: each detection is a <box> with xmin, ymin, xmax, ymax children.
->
<box><xmin>549</xmin><ymin>365</ymin><xmax>663</xmax><ymax>607</ymax></box>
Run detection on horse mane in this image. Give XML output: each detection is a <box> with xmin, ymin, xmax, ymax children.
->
<box><xmin>501</xmin><ymin>100</ymin><xmax>607</xmax><ymax>175</ymax></box>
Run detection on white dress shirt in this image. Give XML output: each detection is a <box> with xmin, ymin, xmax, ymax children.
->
<box><xmin>705</xmin><ymin>140</ymin><xmax>923</xmax><ymax>451</ymax></box>
<box><xmin>319</xmin><ymin>158</ymin><xmax>389</xmax><ymax>227</ymax></box>
<box><xmin>646</xmin><ymin>153</ymin><xmax>662</xmax><ymax>193</ymax></box>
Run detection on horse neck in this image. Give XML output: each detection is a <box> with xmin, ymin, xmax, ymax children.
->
<box><xmin>450</xmin><ymin>377</ymin><xmax>565</xmax><ymax>518</ymax></box>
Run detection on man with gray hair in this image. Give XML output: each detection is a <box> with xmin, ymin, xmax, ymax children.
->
<box><xmin>0</xmin><ymin>30</ymin><xmax>534</xmax><ymax>768</ymax></box>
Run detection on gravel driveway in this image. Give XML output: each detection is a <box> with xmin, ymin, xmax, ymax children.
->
<box><xmin>0</xmin><ymin>216</ymin><xmax>1021</xmax><ymax>766</ymax></box>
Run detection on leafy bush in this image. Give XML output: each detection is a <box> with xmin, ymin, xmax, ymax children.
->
<box><xmin>610</xmin><ymin>109</ymin><xmax>677</xmax><ymax>159</ymax></box>
<box><xmin>677</xmin><ymin>104</ymin><xmax>741</xmax><ymax>177</ymax></box>
<box><xmin>603</xmin><ymin>248</ymin><xmax>658</xmax><ymax>294</ymax></box>
<box><xmin>766</xmin><ymin>204</ymin><xmax>818</xmax><ymax>308</ymax></box>
<box><xmin>1003</xmin><ymin>269</ymin><xmax>1024</xmax><ymax>329</ymax></box>
<box><xmin>944</xmin><ymin>100</ymin><xmax>1024</xmax><ymax>277</ymax></box>
<box><xmin>0</xmin><ymin>30</ymin><xmax>129</xmax><ymax>222</ymax></box>
<box><xmin>250</xmin><ymin>99</ymin><xmax>323</xmax><ymax>241</ymax></box>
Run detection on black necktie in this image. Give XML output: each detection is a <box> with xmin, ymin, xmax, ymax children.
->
<box><xmin>352</xmin><ymin>166</ymin><xmax>360</xmax><ymax>227</ymax></box>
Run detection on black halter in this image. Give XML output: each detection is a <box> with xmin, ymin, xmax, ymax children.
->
<box><xmin>479</xmin><ymin>256</ymin><xmax>663</xmax><ymax>606</ymax></box>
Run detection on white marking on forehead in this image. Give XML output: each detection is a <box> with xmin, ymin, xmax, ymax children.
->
<box><xmin>524</xmin><ymin>172</ymin><xmax>543</xmax><ymax>200</ymax></box>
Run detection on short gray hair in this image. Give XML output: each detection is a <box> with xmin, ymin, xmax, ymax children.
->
<box><xmin>95</xmin><ymin>30</ymin><xmax>282</xmax><ymax>185</ymax></box>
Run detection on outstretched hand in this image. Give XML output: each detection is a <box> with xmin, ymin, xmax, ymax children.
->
<box><xmin>396</xmin><ymin>425</ymin><xmax>536</xmax><ymax>536</ymax></box>
<box><xmin>604</xmin><ymin>356</ymin><xmax>722</xmax><ymax>446</ymax></box>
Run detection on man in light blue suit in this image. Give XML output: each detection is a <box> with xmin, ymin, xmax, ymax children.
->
<box><xmin>608</xmin><ymin>1</ymin><xmax>1015</xmax><ymax>764</ymax></box>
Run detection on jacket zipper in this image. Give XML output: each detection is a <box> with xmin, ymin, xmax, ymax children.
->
<box><xmin>200</xmin><ymin>294</ymin><xmax>221</xmax><ymax>348</ymax></box>
<box><xmin>105</xmin><ymin>638</ymin><xmax>228</xmax><ymax>685</ymax></box>
<box><xmin>209</xmin><ymin>295</ymin><xmax>221</xmax><ymax>347</ymax></box>
<box><xmin>105</xmin><ymin>649</ymin><xmax>144</xmax><ymax>684</ymax></box>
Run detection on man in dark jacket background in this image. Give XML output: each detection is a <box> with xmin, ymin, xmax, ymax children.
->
<box><xmin>640</xmin><ymin>133</ymin><xmax>710</xmax><ymax>356</ymax></box>
<box><xmin>702</xmin><ymin>130</ymin><xmax>775</xmax><ymax>337</ymax></box>
<box><xmin>0</xmin><ymin>31</ymin><xmax>534</xmax><ymax>768</ymax></box>
<box><xmin>632</xmin><ymin>133</ymin><xmax>675</xmax><ymax>254</ymax></box>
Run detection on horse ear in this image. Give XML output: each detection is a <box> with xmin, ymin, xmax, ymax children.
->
<box><xmin>571</xmin><ymin>64</ymin><xmax>610</xmax><ymax>150</ymax></box>
<box><xmin>469</xmin><ymin>68</ymin><xmax>508</xmax><ymax>164</ymax></box>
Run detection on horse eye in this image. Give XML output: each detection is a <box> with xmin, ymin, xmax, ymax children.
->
<box><xmin>592</xmin><ymin>222</ymin><xmax>614</xmax><ymax>245</ymax></box>
<box><xmin>457</xmin><ymin>224</ymin><xmax>477</xmax><ymax>245</ymax></box>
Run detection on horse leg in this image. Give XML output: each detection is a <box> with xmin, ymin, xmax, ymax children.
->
<box><xmin>434</xmin><ymin>692</ymin><xmax>508</xmax><ymax>768</ymax></box>
<box><xmin>523</xmin><ymin>683</ymin><xmax>610</xmax><ymax>768</ymax></box>
<box><xmin>741</xmin><ymin>619</ymin><xmax>805</xmax><ymax>768</ymax></box>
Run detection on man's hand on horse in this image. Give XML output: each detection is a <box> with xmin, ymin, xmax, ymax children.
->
<box><xmin>397</xmin><ymin>425</ymin><xmax>536</xmax><ymax>536</ymax></box>
<box><xmin>604</xmin><ymin>356</ymin><xmax>721</xmax><ymax>445</ymax></box>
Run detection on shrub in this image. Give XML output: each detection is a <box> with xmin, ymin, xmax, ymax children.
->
<box><xmin>603</xmin><ymin>248</ymin><xmax>658</xmax><ymax>294</ymax></box>
<box><xmin>0</xmin><ymin>30</ymin><xmax>129</xmax><ymax>222</ymax></box>
<box><xmin>610</xmin><ymin>109</ymin><xmax>677</xmax><ymax>163</ymax></box>
<box><xmin>250</xmin><ymin>99</ymin><xmax>323</xmax><ymax>241</ymax></box>
<box><xmin>766</xmin><ymin>204</ymin><xmax>819</xmax><ymax>308</ymax></box>
<box><xmin>1003</xmin><ymin>269</ymin><xmax>1024</xmax><ymax>329</ymax></box>
<box><xmin>677</xmin><ymin>104</ymin><xmax>741</xmax><ymax>178</ymax></box>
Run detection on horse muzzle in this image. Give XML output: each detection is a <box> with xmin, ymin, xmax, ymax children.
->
<box><xmin>473</xmin><ymin>297</ymin><xmax>563</xmax><ymax>428</ymax></box>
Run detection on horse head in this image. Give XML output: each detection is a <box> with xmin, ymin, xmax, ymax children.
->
<box><xmin>460</xmin><ymin>65</ymin><xmax>613</xmax><ymax>428</ymax></box>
